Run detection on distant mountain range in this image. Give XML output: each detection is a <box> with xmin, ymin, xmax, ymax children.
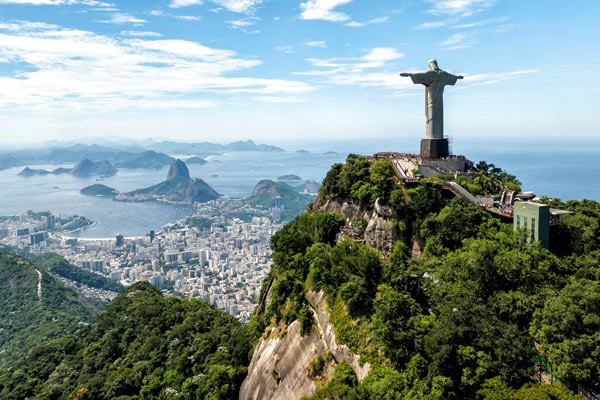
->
<box><xmin>0</xmin><ymin>139</ymin><xmax>284</xmax><ymax>170</ymax></box>
<box><xmin>18</xmin><ymin>159</ymin><xmax>118</xmax><ymax>178</ymax></box>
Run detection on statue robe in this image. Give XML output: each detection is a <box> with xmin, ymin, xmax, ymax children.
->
<box><xmin>410</xmin><ymin>70</ymin><xmax>459</xmax><ymax>140</ymax></box>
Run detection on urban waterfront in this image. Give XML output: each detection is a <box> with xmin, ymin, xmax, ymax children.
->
<box><xmin>0</xmin><ymin>150</ymin><xmax>345</xmax><ymax>237</ymax></box>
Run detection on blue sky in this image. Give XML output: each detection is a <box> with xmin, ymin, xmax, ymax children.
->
<box><xmin>0</xmin><ymin>0</ymin><xmax>598</xmax><ymax>148</ymax></box>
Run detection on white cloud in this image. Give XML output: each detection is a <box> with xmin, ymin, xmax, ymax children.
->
<box><xmin>295</xmin><ymin>47</ymin><xmax>406</xmax><ymax>90</ymax></box>
<box><xmin>213</xmin><ymin>0</ymin><xmax>263</xmax><ymax>13</ymax></box>
<box><xmin>169</xmin><ymin>0</ymin><xmax>202</xmax><ymax>8</ymax></box>
<box><xmin>0</xmin><ymin>21</ymin><xmax>313</xmax><ymax>113</ymax></box>
<box><xmin>452</xmin><ymin>16</ymin><xmax>508</xmax><ymax>29</ymax></box>
<box><xmin>149</xmin><ymin>9</ymin><xmax>200</xmax><ymax>20</ymax></box>
<box><xmin>440</xmin><ymin>32</ymin><xmax>476</xmax><ymax>49</ymax></box>
<box><xmin>170</xmin><ymin>0</ymin><xmax>262</xmax><ymax>13</ymax></box>
<box><xmin>253</xmin><ymin>95</ymin><xmax>306</xmax><ymax>103</ymax></box>
<box><xmin>0</xmin><ymin>0</ymin><xmax>114</xmax><ymax>5</ymax></box>
<box><xmin>275</xmin><ymin>45</ymin><xmax>294</xmax><ymax>53</ymax></box>
<box><xmin>303</xmin><ymin>40</ymin><xmax>326</xmax><ymax>48</ymax></box>
<box><xmin>425</xmin><ymin>0</ymin><xmax>495</xmax><ymax>17</ymax></box>
<box><xmin>120</xmin><ymin>30</ymin><xmax>163</xmax><ymax>37</ymax></box>
<box><xmin>464</xmin><ymin>69</ymin><xmax>539</xmax><ymax>85</ymax></box>
<box><xmin>226</xmin><ymin>17</ymin><xmax>258</xmax><ymax>29</ymax></box>
<box><xmin>368</xmin><ymin>16</ymin><xmax>388</xmax><ymax>24</ymax></box>
<box><xmin>299</xmin><ymin>0</ymin><xmax>352</xmax><ymax>22</ymax></box>
<box><xmin>416</xmin><ymin>21</ymin><xmax>446</xmax><ymax>29</ymax></box>
<box><xmin>99</xmin><ymin>13</ymin><xmax>147</xmax><ymax>24</ymax></box>
<box><xmin>175</xmin><ymin>15</ymin><xmax>201</xmax><ymax>21</ymax></box>
<box><xmin>345</xmin><ymin>21</ymin><xmax>364</xmax><ymax>27</ymax></box>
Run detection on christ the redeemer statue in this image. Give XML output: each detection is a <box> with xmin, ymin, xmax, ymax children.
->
<box><xmin>400</xmin><ymin>59</ymin><xmax>463</xmax><ymax>140</ymax></box>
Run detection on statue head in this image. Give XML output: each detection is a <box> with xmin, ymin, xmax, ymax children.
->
<box><xmin>428</xmin><ymin>59</ymin><xmax>440</xmax><ymax>71</ymax></box>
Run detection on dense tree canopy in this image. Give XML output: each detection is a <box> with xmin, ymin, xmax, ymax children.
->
<box><xmin>1</xmin><ymin>155</ymin><xmax>598</xmax><ymax>400</ymax></box>
<box><xmin>280</xmin><ymin>159</ymin><xmax>595</xmax><ymax>399</ymax></box>
<box><xmin>0</xmin><ymin>282</ymin><xmax>252</xmax><ymax>399</ymax></box>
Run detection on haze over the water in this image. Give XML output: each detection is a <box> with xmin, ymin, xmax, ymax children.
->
<box><xmin>0</xmin><ymin>0</ymin><xmax>598</xmax><ymax>145</ymax></box>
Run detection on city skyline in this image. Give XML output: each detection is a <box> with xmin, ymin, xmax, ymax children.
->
<box><xmin>0</xmin><ymin>0</ymin><xmax>598</xmax><ymax>146</ymax></box>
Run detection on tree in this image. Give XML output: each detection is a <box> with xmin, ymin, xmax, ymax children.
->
<box><xmin>530</xmin><ymin>278</ymin><xmax>600</xmax><ymax>387</ymax></box>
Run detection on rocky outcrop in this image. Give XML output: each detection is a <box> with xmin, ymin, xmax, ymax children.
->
<box><xmin>240</xmin><ymin>290</ymin><xmax>370</xmax><ymax>400</ymax></box>
<box><xmin>364</xmin><ymin>215</ymin><xmax>395</xmax><ymax>253</ymax></box>
<box><xmin>312</xmin><ymin>196</ymin><xmax>369</xmax><ymax>220</ymax></box>
<box><xmin>240</xmin><ymin>321</ymin><xmax>324</xmax><ymax>400</ymax></box>
<box><xmin>312</xmin><ymin>196</ymin><xmax>396</xmax><ymax>254</ymax></box>
<box><xmin>166</xmin><ymin>159</ymin><xmax>190</xmax><ymax>180</ymax></box>
<box><xmin>305</xmin><ymin>290</ymin><xmax>371</xmax><ymax>382</ymax></box>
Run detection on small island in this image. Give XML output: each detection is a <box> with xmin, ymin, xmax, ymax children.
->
<box><xmin>185</xmin><ymin>156</ymin><xmax>208</xmax><ymax>165</ymax></box>
<box><xmin>80</xmin><ymin>184</ymin><xmax>119</xmax><ymax>197</ymax></box>
<box><xmin>18</xmin><ymin>166</ymin><xmax>71</xmax><ymax>177</ymax></box>
<box><xmin>18</xmin><ymin>159</ymin><xmax>118</xmax><ymax>178</ymax></box>
<box><xmin>277</xmin><ymin>174</ymin><xmax>302</xmax><ymax>181</ymax></box>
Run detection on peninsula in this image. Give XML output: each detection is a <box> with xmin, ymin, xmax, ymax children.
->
<box><xmin>114</xmin><ymin>159</ymin><xmax>220</xmax><ymax>203</ymax></box>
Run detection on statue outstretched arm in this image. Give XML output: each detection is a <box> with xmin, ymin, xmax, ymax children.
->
<box><xmin>400</xmin><ymin>73</ymin><xmax>411</xmax><ymax>77</ymax></box>
<box><xmin>457</xmin><ymin>75</ymin><xmax>464</xmax><ymax>79</ymax></box>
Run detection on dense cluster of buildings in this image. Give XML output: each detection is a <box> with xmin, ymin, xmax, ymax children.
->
<box><xmin>0</xmin><ymin>198</ymin><xmax>285</xmax><ymax>322</ymax></box>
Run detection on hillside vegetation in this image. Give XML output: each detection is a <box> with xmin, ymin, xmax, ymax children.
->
<box><xmin>0</xmin><ymin>281</ymin><xmax>252</xmax><ymax>399</ymax></box>
<box><xmin>245</xmin><ymin>179</ymin><xmax>313</xmax><ymax>220</ymax></box>
<box><xmin>249</xmin><ymin>155</ymin><xmax>598</xmax><ymax>399</ymax></box>
<box><xmin>0</xmin><ymin>252</ymin><xmax>97</xmax><ymax>368</ymax></box>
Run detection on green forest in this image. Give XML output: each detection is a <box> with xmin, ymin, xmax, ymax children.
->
<box><xmin>251</xmin><ymin>155</ymin><xmax>598</xmax><ymax>399</ymax></box>
<box><xmin>0</xmin><ymin>154</ymin><xmax>598</xmax><ymax>399</ymax></box>
<box><xmin>0</xmin><ymin>282</ymin><xmax>252</xmax><ymax>399</ymax></box>
<box><xmin>0</xmin><ymin>253</ymin><xmax>97</xmax><ymax>369</ymax></box>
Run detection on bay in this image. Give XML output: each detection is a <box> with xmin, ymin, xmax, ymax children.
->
<box><xmin>0</xmin><ymin>151</ymin><xmax>346</xmax><ymax>238</ymax></box>
<box><xmin>1</xmin><ymin>141</ymin><xmax>598</xmax><ymax>239</ymax></box>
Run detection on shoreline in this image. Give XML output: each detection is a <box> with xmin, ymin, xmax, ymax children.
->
<box><xmin>60</xmin><ymin>235</ymin><xmax>146</xmax><ymax>241</ymax></box>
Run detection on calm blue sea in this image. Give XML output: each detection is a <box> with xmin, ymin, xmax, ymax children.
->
<box><xmin>1</xmin><ymin>140</ymin><xmax>597</xmax><ymax>238</ymax></box>
<box><xmin>0</xmin><ymin>151</ymin><xmax>346</xmax><ymax>238</ymax></box>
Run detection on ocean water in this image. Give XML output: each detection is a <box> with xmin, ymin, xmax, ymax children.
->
<box><xmin>0</xmin><ymin>151</ymin><xmax>346</xmax><ymax>238</ymax></box>
<box><xmin>1</xmin><ymin>142</ymin><xmax>598</xmax><ymax>238</ymax></box>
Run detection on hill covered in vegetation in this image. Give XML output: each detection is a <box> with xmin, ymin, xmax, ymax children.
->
<box><xmin>0</xmin><ymin>281</ymin><xmax>252</xmax><ymax>399</ymax></box>
<box><xmin>0</xmin><ymin>252</ymin><xmax>97</xmax><ymax>368</ymax></box>
<box><xmin>244</xmin><ymin>179</ymin><xmax>313</xmax><ymax>220</ymax></box>
<box><xmin>244</xmin><ymin>155</ymin><xmax>597</xmax><ymax>399</ymax></box>
<box><xmin>80</xmin><ymin>183</ymin><xmax>119</xmax><ymax>197</ymax></box>
<box><xmin>1</xmin><ymin>154</ymin><xmax>598</xmax><ymax>400</ymax></box>
<box><xmin>119</xmin><ymin>159</ymin><xmax>220</xmax><ymax>203</ymax></box>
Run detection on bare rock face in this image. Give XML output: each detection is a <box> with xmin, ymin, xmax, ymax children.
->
<box><xmin>305</xmin><ymin>290</ymin><xmax>371</xmax><ymax>382</ymax></box>
<box><xmin>311</xmin><ymin>196</ymin><xmax>370</xmax><ymax>220</ymax></box>
<box><xmin>240</xmin><ymin>321</ymin><xmax>323</xmax><ymax>400</ymax></box>
<box><xmin>166</xmin><ymin>159</ymin><xmax>190</xmax><ymax>180</ymax></box>
<box><xmin>364</xmin><ymin>213</ymin><xmax>396</xmax><ymax>253</ymax></box>
<box><xmin>313</xmin><ymin>196</ymin><xmax>397</xmax><ymax>255</ymax></box>
<box><xmin>240</xmin><ymin>291</ymin><xmax>370</xmax><ymax>400</ymax></box>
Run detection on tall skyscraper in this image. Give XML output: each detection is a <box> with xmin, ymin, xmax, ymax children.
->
<box><xmin>116</xmin><ymin>233</ymin><xmax>124</xmax><ymax>247</ymax></box>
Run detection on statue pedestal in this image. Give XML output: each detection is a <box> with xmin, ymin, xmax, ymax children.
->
<box><xmin>420</xmin><ymin>139</ymin><xmax>449</xmax><ymax>159</ymax></box>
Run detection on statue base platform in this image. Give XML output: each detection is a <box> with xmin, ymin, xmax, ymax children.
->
<box><xmin>420</xmin><ymin>138</ymin><xmax>449</xmax><ymax>159</ymax></box>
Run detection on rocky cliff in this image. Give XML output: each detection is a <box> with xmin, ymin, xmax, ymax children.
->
<box><xmin>166</xmin><ymin>158</ymin><xmax>191</xmax><ymax>180</ymax></box>
<box><xmin>241</xmin><ymin>190</ymin><xmax>398</xmax><ymax>400</ymax></box>
<box><xmin>312</xmin><ymin>195</ymin><xmax>396</xmax><ymax>254</ymax></box>
<box><xmin>240</xmin><ymin>290</ymin><xmax>370</xmax><ymax>400</ymax></box>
